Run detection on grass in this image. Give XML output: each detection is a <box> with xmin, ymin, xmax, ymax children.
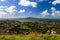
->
<box><xmin>0</xmin><ymin>33</ymin><xmax>60</xmax><ymax>40</ymax></box>
<box><xmin>20</xmin><ymin>25</ymin><xmax>31</xmax><ymax>29</ymax></box>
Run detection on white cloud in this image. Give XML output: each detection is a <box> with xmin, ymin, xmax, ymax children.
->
<box><xmin>0</xmin><ymin>6</ymin><xmax>17</xmax><ymax>14</ymax></box>
<box><xmin>0</xmin><ymin>6</ymin><xmax>7</xmax><ymax>11</ymax></box>
<box><xmin>0</xmin><ymin>0</ymin><xmax>6</xmax><ymax>1</ymax></box>
<box><xmin>0</xmin><ymin>11</ymin><xmax>7</xmax><ymax>18</ymax></box>
<box><xmin>51</xmin><ymin>11</ymin><xmax>60</xmax><ymax>16</ymax></box>
<box><xmin>52</xmin><ymin>0</ymin><xmax>60</xmax><ymax>5</ymax></box>
<box><xmin>19</xmin><ymin>9</ymin><xmax>25</xmax><ymax>13</ymax></box>
<box><xmin>0</xmin><ymin>7</ymin><xmax>3</xmax><ymax>11</ymax></box>
<box><xmin>0</xmin><ymin>6</ymin><xmax>18</xmax><ymax>18</ymax></box>
<box><xmin>5</xmin><ymin>6</ymin><xmax>17</xmax><ymax>14</ymax></box>
<box><xmin>51</xmin><ymin>7</ymin><xmax>56</xmax><ymax>12</ymax></box>
<box><xmin>0</xmin><ymin>6</ymin><xmax>8</xmax><ymax>17</ymax></box>
<box><xmin>0</xmin><ymin>6</ymin><xmax>7</xmax><ymax>9</ymax></box>
<box><xmin>40</xmin><ymin>10</ymin><xmax>49</xmax><ymax>17</ymax></box>
<box><xmin>39</xmin><ymin>7</ymin><xmax>60</xmax><ymax>18</ymax></box>
<box><xmin>0</xmin><ymin>11</ymin><xmax>7</xmax><ymax>15</ymax></box>
<box><xmin>18</xmin><ymin>0</ymin><xmax>37</xmax><ymax>7</ymax></box>
<box><xmin>51</xmin><ymin>13</ymin><xmax>55</xmax><ymax>16</ymax></box>
<box><xmin>55</xmin><ymin>11</ymin><xmax>60</xmax><ymax>15</ymax></box>
<box><xmin>50</xmin><ymin>7</ymin><xmax>60</xmax><ymax>17</ymax></box>
<box><xmin>51</xmin><ymin>7</ymin><xmax>56</xmax><ymax>16</ymax></box>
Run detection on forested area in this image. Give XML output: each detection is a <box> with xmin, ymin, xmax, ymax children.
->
<box><xmin>0</xmin><ymin>21</ymin><xmax>60</xmax><ymax>34</ymax></box>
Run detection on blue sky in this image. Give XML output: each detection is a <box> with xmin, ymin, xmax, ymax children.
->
<box><xmin>0</xmin><ymin>0</ymin><xmax>60</xmax><ymax>18</ymax></box>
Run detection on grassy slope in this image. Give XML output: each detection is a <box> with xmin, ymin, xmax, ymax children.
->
<box><xmin>0</xmin><ymin>33</ymin><xmax>60</xmax><ymax>40</ymax></box>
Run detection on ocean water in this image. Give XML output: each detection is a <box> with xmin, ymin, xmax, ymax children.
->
<box><xmin>0</xmin><ymin>18</ymin><xmax>60</xmax><ymax>22</ymax></box>
<box><xmin>16</xmin><ymin>18</ymin><xmax>60</xmax><ymax>22</ymax></box>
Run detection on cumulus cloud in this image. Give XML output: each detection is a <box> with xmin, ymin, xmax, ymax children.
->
<box><xmin>39</xmin><ymin>7</ymin><xmax>60</xmax><ymax>18</ymax></box>
<box><xmin>52</xmin><ymin>0</ymin><xmax>60</xmax><ymax>5</ymax></box>
<box><xmin>0</xmin><ymin>11</ymin><xmax>7</xmax><ymax>18</ymax></box>
<box><xmin>19</xmin><ymin>9</ymin><xmax>25</xmax><ymax>13</ymax></box>
<box><xmin>51</xmin><ymin>7</ymin><xmax>56</xmax><ymax>12</ymax></box>
<box><xmin>0</xmin><ymin>11</ymin><xmax>7</xmax><ymax>15</ymax></box>
<box><xmin>0</xmin><ymin>6</ymin><xmax>7</xmax><ymax>11</ymax></box>
<box><xmin>0</xmin><ymin>6</ymin><xmax>7</xmax><ymax>9</ymax></box>
<box><xmin>0</xmin><ymin>6</ymin><xmax>7</xmax><ymax>16</ymax></box>
<box><xmin>0</xmin><ymin>6</ymin><xmax>17</xmax><ymax>18</ymax></box>
<box><xmin>5</xmin><ymin>6</ymin><xmax>17</xmax><ymax>14</ymax></box>
<box><xmin>18</xmin><ymin>0</ymin><xmax>37</xmax><ymax>7</ymax></box>
<box><xmin>50</xmin><ymin>7</ymin><xmax>60</xmax><ymax>18</ymax></box>
<box><xmin>0</xmin><ymin>6</ymin><xmax>17</xmax><ymax>14</ymax></box>
<box><xmin>51</xmin><ymin>10</ymin><xmax>60</xmax><ymax>16</ymax></box>
<box><xmin>40</xmin><ymin>10</ymin><xmax>49</xmax><ymax>17</ymax></box>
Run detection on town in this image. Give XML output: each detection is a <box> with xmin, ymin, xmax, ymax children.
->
<box><xmin>0</xmin><ymin>20</ymin><xmax>60</xmax><ymax>35</ymax></box>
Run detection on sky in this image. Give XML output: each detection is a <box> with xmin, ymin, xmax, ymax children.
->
<box><xmin>0</xmin><ymin>0</ymin><xmax>60</xmax><ymax>18</ymax></box>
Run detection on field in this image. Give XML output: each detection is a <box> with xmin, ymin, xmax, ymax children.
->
<box><xmin>0</xmin><ymin>34</ymin><xmax>60</xmax><ymax>40</ymax></box>
<box><xmin>0</xmin><ymin>21</ymin><xmax>60</xmax><ymax>40</ymax></box>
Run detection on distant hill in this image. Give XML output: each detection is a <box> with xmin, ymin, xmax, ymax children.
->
<box><xmin>0</xmin><ymin>17</ymin><xmax>60</xmax><ymax>22</ymax></box>
<box><xmin>15</xmin><ymin>17</ymin><xmax>60</xmax><ymax>22</ymax></box>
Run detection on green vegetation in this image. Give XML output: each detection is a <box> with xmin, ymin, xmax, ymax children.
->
<box><xmin>20</xmin><ymin>25</ymin><xmax>30</xmax><ymax>29</ymax></box>
<box><xmin>0</xmin><ymin>21</ymin><xmax>60</xmax><ymax>34</ymax></box>
<box><xmin>0</xmin><ymin>34</ymin><xmax>60</xmax><ymax>40</ymax></box>
<box><xmin>0</xmin><ymin>21</ymin><xmax>60</xmax><ymax>40</ymax></box>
